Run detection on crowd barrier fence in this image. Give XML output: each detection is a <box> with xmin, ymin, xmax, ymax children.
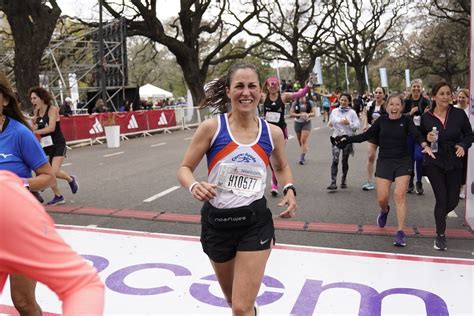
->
<box><xmin>62</xmin><ymin>107</ymin><xmax>207</xmax><ymax>147</ymax></box>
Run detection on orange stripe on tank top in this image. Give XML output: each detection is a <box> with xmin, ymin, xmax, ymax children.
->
<box><xmin>251</xmin><ymin>143</ymin><xmax>270</xmax><ymax>167</ymax></box>
<box><xmin>208</xmin><ymin>142</ymin><xmax>239</xmax><ymax>175</ymax></box>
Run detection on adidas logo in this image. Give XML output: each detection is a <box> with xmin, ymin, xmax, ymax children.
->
<box><xmin>158</xmin><ymin>113</ymin><xmax>168</xmax><ymax>126</ymax></box>
<box><xmin>89</xmin><ymin>118</ymin><xmax>104</xmax><ymax>134</ymax></box>
<box><xmin>128</xmin><ymin>115</ymin><xmax>138</xmax><ymax>129</ymax></box>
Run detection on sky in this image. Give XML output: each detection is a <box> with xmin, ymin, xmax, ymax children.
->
<box><xmin>58</xmin><ymin>0</ymin><xmax>180</xmax><ymax>21</ymax></box>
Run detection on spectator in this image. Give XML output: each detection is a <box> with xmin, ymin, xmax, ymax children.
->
<box><xmin>93</xmin><ymin>98</ymin><xmax>108</xmax><ymax>113</ymax></box>
<box><xmin>59</xmin><ymin>97</ymin><xmax>73</xmax><ymax>116</ymax></box>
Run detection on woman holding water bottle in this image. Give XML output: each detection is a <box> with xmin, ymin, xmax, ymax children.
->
<box><xmin>420</xmin><ymin>82</ymin><xmax>474</xmax><ymax>251</ymax></box>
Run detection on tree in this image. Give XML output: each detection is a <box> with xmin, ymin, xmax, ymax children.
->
<box><xmin>330</xmin><ymin>0</ymin><xmax>406</xmax><ymax>93</ymax></box>
<box><xmin>127</xmin><ymin>38</ymin><xmax>187</xmax><ymax>97</ymax></box>
<box><xmin>247</xmin><ymin>0</ymin><xmax>339</xmax><ymax>84</ymax></box>
<box><xmin>98</xmin><ymin>0</ymin><xmax>261</xmax><ymax>106</ymax></box>
<box><xmin>423</xmin><ymin>0</ymin><xmax>470</xmax><ymax>26</ymax></box>
<box><xmin>0</xmin><ymin>0</ymin><xmax>61</xmax><ymax>111</ymax></box>
<box><xmin>397</xmin><ymin>19</ymin><xmax>468</xmax><ymax>87</ymax></box>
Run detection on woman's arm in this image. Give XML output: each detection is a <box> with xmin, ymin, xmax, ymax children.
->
<box><xmin>269</xmin><ymin>124</ymin><xmax>297</xmax><ymax>218</ymax></box>
<box><xmin>349</xmin><ymin>110</ymin><xmax>361</xmax><ymax>131</ymax></box>
<box><xmin>349</xmin><ymin>118</ymin><xmax>380</xmax><ymax>143</ymax></box>
<box><xmin>177</xmin><ymin>118</ymin><xmax>218</xmax><ymax>202</ymax></box>
<box><xmin>28</xmin><ymin>163</ymin><xmax>55</xmax><ymax>191</ymax></box>
<box><xmin>281</xmin><ymin>85</ymin><xmax>311</xmax><ymax>103</ymax></box>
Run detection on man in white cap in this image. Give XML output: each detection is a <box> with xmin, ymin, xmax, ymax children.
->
<box><xmin>60</xmin><ymin>97</ymin><xmax>73</xmax><ymax>116</ymax></box>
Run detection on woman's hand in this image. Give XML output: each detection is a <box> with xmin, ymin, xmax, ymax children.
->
<box><xmin>422</xmin><ymin>145</ymin><xmax>436</xmax><ymax>159</ymax></box>
<box><xmin>341</xmin><ymin>117</ymin><xmax>350</xmax><ymax>125</ymax></box>
<box><xmin>278</xmin><ymin>190</ymin><xmax>297</xmax><ymax>218</ymax></box>
<box><xmin>301</xmin><ymin>112</ymin><xmax>310</xmax><ymax>121</ymax></box>
<box><xmin>426</xmin><ymin>131</ymin><xmax>437</xmax><ymax>143</ymax></box>
<box><xmin>454</xmin><ymin>145</ymin><xmax>465</xmax><ymax>157</ymax></box>
<box><xmin>190</xmin><ymin>181</ymin><xmax>217</xmax><ymax>202</ymax></box>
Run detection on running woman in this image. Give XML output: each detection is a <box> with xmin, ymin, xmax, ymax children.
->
<box><xmin>177</xmin><ymin>63</ymin><xmax>297</xmax><ymax>315</ymax></box>
<box><xmin>403</xmin><ymin>79</ymin><xmax>431</xmax><ymax>195</ymax></box>
<box><xmin>327</xmin><ymin>93</ymin><xmax>360</xmax><ymax>190</ymax></box>
<box><xmin>420</xmin><ymin>82</ymin><xmax>473</xmax><ymax>251</ymax></box>
<box><xmin>333</xmin><ymin>93</ymin><xmax>434</xmax><ymax>247</ymax></box>
<box><xmin>289</xmin><ymin>93</ymin><xmax>316</xmax><ymax>165</ymax></box>
<box><xmin>454</xmin><ymin>88</ymin><xmax>470</xmax><ymax>199</ymax></box>
<box><xmin>0</xmin><ymin>171</ymin><xmax>104</xmax><ymax>315</ymax></box>
<box><xmin>261</xmin><ymin>75</ymin><xmax>313</xmax><ymax>196</ymax></box>
<box><xmin>361</xmin><ymin>87</ymin><xmax>387</xmax><ymax>191</ymax></box>
<box><xmin>30</xmin><ymin>86</ymin><xmax>79</xmax><ymax>205</ymax></box>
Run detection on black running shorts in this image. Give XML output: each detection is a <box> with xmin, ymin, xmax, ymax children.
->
<box><xmin>44</xmin><ymin>143</ymin><xmax>67</xmax><ymax>161</ymax></box>
<box><xmin>200</xmin><ymin>197</ymin><xmax>275</xmax><ymax>263</ymax></box>
<box><xmin>375</xmin><ymin>156</ymin><xmax>413</xmax><ymax>181</ymax></box>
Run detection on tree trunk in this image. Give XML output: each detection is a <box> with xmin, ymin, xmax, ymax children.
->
<box><xmin>354</xmin><ymin>66</ymin><xmax>367</xmax><ymax>94</ymax></box>
<box><xmin>2</xmin><ymin>0</ymin><xmax>61</xmax><ymax>112</ymax></box>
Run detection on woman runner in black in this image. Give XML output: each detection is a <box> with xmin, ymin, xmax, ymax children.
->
<box><xmin>261</xmin><ymin>75</ymin><xmax>313</xmax><ymax>196</ymax></box>
<box><xmin>30</xmin><ymin>87</ymin><xmax>79</xmax><ymax>205</ymax></box>
<box><xmin>420</xmin><ymin>82</ymin><xmax>473</xmax><ymax>251</ymax></box>
<box><xmin>333</xmin><ymin>93</ymin><xmax>434</xmax><ymax>247</ymax></box>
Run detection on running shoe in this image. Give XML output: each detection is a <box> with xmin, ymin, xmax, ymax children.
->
<box><xmin>415</xmin><ymin>181</ymin><xmax>423</xmax><ymax>195</ymax></box>
<box><xmin>434</xmin><ymin>234</ymin><xmax>447</xmax><ymax>251</ymax></box>
<box><xmin>376</xmin><ymin>205</ymin><xmax>390</xmax><ymax>228</ymax></box>
<box><xmin>31</xmin><ymin>191</ymin><xmax>44</xmax><ymax>203</ymax></box>
<box><xmin>69</xmin><ymin>175</ymin><xmax>79</xmax><ymax>194</ymax></box>
<box><xmin>47</xmin><ymin>195</ymin><xmax>65</xmax><ymax>205</ymax></box>
<box><xmin>299</xmin><ymin>154</ymin><xmax>305</xmax><ymax>165</ymax></box>
<box><xmin>340</xmin><ymin>180</ymin><xmax>347</xmax><ymax>189</ymax></box>
<box><xmin>407</xmin><ymin>181</ymin><xmax>414</xmax><ymax>194</ymax></box>
<box><xmin>393</xmin><ymin>230</ymin><xmax>407</xmax><ymax>247</ymax></box>
<box><xmin>362</xmin><ymin>182</ymin><xmax>375</xmax><ymax>191</ymax></box>
<box><xmin>326</xmin><ymin>182</ymin><xmax>337</xmax><ymax>190</ymax></box>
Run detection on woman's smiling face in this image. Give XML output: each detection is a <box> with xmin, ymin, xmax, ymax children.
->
<box><xmin>386</xmin><ymin>95</ymin><xmax>403</xmax><ymax>119</ymax></box>
<box><xmin>226</xmin><ymin>68</ymin><xmax>261</xmax><ymax>113</ymax></box>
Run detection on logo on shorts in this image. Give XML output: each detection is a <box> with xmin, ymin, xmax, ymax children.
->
<box><xmin>260</xmin><ymin>238</ymin><xmax>269</xmax><ymax>245</ymax></box>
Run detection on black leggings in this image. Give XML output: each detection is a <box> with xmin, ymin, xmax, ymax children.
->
<box><xmin>331</xmin><ymin>144</ymin><xmax>353</xmax><ymax>182</ymax></box>
<box><xmin>424</xmin><ymin>165</ymin><xmax>462</xmax><ymax>235</ymax></box>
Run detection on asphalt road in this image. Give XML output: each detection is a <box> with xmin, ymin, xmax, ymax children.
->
<box><xmin>46</xmin><ymin>116</ymin><xmax>473</xmax><ymax>259</ymax></box>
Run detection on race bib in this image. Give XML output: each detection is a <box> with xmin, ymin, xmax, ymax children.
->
<box><xmin>216</xmin><ymin>163</ymin><xmax>264</xmax><ymax>197</ymax></box>
<box><xmin>372</xmin><ymin>112</ymin><xmax>381</xmax><ymax>121</ymax></box>
<box><xmin>413</xmin><ymin>115</ymin><xmax>421</xmax><ymax>126</ymax></box>
<box><xmin>265</xmin><ymin>111</ymin><xmax>280</xmax><ymax>123</ymax></box>
<box><xmin>40</xmin><ymin>135</ymin><xmax>53</xmax><ymax>148</ymax></box>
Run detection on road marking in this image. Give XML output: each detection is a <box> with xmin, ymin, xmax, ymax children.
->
<box><xmin>144</xmin><ymin>186</ymin><xmax>180</xmax><ymax>202</ymax></box>
<box><xmin>62</xmin><ymin>163</ymin><xmax>72</xmax><ymax>167</ymax></box>
<box><xmin>423</xmin><ymin>176</ymin><xmax>430</xmax><ymax>184</ymax></box>
<box><xmin>184</xmin><ymin>137</ymin><xmax>193</xmax><ymax>141</ymax></box>
<box><xmin>150</xmin><ymin>142</ymin><xmax>166</xmax><ymax>147</ymax></box>
<box><xmin>313</xmin><ymin>127</ymin><xmax>322</xmax><ymax>131</ymax></box>
<box><xmin>288</xmin><ymin>135</ymin><xmax>295</xmax><ymax>140</ymax></box>
<box><xmin>103</xmin><ymin>151</ymin><xmax>124</xmax><ymax>157</ymax></box>
<box><xmin>87</xmin><ymin>224</ymin><xmax>98</xmax><ymax>228</ymax></box>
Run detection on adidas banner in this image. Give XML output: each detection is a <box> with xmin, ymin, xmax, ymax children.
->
<box><xmin>147</xmin><ymin>110</ymin><xmax>176</xmax><ymax>130</ymax></box>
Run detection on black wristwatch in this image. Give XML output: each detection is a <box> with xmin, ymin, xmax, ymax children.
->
<box><xmin>283</xmin><ymin>184</ymin><xmax>296</xmax><ymax>196</ymax></box>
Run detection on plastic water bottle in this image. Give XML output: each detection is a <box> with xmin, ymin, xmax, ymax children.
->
<box><xmin>431</xmin><ymin>127</ymin><xmax>438</xmax><ymax>153</ymax></box>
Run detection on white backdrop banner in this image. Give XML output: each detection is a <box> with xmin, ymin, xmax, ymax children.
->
<box><xmin>1</xmin><ymin>226</ymin><xmax>472</xmax><ymax>315</ymax></box>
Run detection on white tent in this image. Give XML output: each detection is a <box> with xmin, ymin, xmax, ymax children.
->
<box><xmin>139</xmin><ymin>84</ymin><xmax>173</xmax><ymax>99</ymax></box>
